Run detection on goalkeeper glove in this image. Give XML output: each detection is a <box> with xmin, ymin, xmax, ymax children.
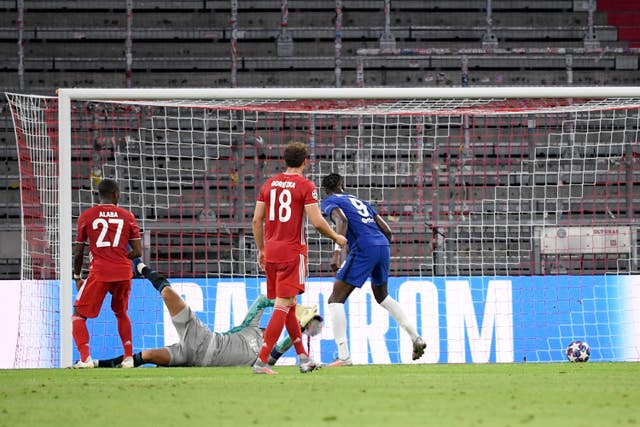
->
<box><xmin>295</xmin><ymin>305</ymin><xmax>324</xmax><ymax>336</ymax></box>
<box><xmin>296</xmin><ymin>304</ymin><xmax>319</xmax><ymax>330</ymax></box>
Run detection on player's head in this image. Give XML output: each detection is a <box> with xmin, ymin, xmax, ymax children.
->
<box><xmin>322</xmin><ymin>173</ymin><xmax>343</xmax><ymax>195</ymax></box>
<box><xmin>98</xmin><ymin>179</ymin><xmax>120</xmax><ymax>205</ymax></box>
<box><xmin>284</xmin><ymin>141</ymin><xmax>309</xmax><ymax>169</ymax></box>
<box><xmin>302</xmin><ymin>315</ymin><xmax>323</xmax><ymax>337</ymax></box>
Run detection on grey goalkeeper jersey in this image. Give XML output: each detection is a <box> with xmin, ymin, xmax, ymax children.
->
<box><xmin>203</xmin><ymin>328</ymin><xmax>263</xmax><ymax>366</ymax></box>
<box><xmin>166</xmin><ymin>305</ymin><xmax>263</xmax><ymax>367</ymax></box>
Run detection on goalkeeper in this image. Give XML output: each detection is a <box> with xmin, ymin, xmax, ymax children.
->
<box><xmin>95</xmin><ymin>261</ymin><xmax>323</xmax><ymax>369</ymax></box>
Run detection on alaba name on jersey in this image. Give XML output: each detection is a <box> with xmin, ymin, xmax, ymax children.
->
<box><xmin>76</xmin><ymin>204</ymin><xmax>141</xmax><ymax>281</ymax></box>
<box><xmin>321</xmin><ymin>193</ymin><xmax>388</xmax><ymax>252</ymax></box>
<box><xmin>257</xmin><ymin>173</ymin><xmax>318</xmax><ymax>263</ymax></box>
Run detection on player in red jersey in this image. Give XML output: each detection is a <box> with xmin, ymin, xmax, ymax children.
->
<box><xmin>71</xmin><ymin>179</ymin><xmax>142</xmax><ymax>368</ymax></box>
<box><xmin>251</xmin><ymin>141</ymin><xmax>347</xmax><ymax>375</ymax></box>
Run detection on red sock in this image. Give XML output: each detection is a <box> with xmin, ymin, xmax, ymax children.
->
<box><xmin>115</xmin><ymin>312</ymin><xmax>133</xmax><ymax>358</ymax></box>
<box><xmin>257</xmin><ymin>304</ymin><xmax>289</xmax><ymax>363</ymax></box>
<box><xmin>72</xmin><ymin>315</ymin><xmax>91</xmax><ymax>361</ymax></box>
<box><xmin>285</xmin><ymin>303</ymin><xmax>307</xmax><ymax>357</ymax></box>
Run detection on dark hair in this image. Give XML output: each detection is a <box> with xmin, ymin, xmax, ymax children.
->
<box><xmin>283</xmin><ymin>142</ymin><xmax>308</xmax><ymax>168</ymax></box>
<box><xmin>322</xmin><ymin>173</ymin><xmax>342</xmax><ymax>193</ymax></box>
<box><xmin>98</xmin><ymin>179</ymin><xmax>119</xmax><ymax>198</ymax></box>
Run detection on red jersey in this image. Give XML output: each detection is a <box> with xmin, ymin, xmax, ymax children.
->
<box><xmin>76</xmin><ymin>204</ymin><xmax>141</xmax><ymax>281</ymax></box>
<box><xmin>257</xmin><ymin>172</ymin><xmax>318</xmax><ymax>263</ymax></box>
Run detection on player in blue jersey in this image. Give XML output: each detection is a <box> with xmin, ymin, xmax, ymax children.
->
<box><xmin>321</xmin><ymin>173</ymin><xmax>426</xmax><ymax>366</ymax></box>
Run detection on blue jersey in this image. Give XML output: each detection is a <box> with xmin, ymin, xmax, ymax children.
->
<box><xmin>321</xmin><ymin>193</ymin><xmax>389</xmax><ymax>252</ymax></box>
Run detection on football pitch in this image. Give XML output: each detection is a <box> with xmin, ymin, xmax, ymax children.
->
<box><xmin>1</xmin><ymin>363</ymin><xmax>638</xmax><ymax>427</ymax></box>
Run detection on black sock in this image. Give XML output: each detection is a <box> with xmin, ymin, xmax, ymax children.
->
<box><xmin>142</xmin><ymin>266</ymin><xmax>170</xmax><ymax>293</ymax></box>
<box><xmin>133</xmin><ymin>352</ymin><xmax>145</xmax><ymax>367</ymax></box>
<box><xmin>98</xmin><ymin>355</ymin><xmax>123</xmax><ymax>368</ymax></box>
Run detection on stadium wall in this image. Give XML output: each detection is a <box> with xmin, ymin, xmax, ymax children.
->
<box><xmin>2</xmin><ymin>275</ymin><xmax>640</xmax><ymax>368</ymax></box>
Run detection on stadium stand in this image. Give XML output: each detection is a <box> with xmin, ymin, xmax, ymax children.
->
<box><xmin>1</xmin><ymin>1</ymin><xmax>639</xmax><ymax>278</ymax></box>
<box><xmin>0</xmin><ymin>1</ymin><xmax>638</xmax><ymax>88</ymax></box>
<box><xmin>599</xmin><ymin>0</ymin><xmax>640</xmax><ymax>47</ymax></box>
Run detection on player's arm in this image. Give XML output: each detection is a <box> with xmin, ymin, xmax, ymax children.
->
<box><xmin>252</xmin><ymin>201</ymin><xmax>266</xmax><ymax>270</ymax></box>
<box><xmin>305</xmin><ymin>203</ymin><xmax>347</xmax><ymax>247</ymax></box>
<box><xmin>127</xmin><ymin>214</ymin><xmax>143</xmax><ymax>259</ymax></box>
<box><xmin>73</xmin><ymin>215</ymin><xmax>87</xmax><ymax>289</ymax></box>
<box><xmin>73</xmin><ymin>242</ymin><xmax>85</xmax><ymax>290</ymax></box>
<box><xmin>374</xmin><ymin>214</ymin><xmax>393</xmax><ymax>242</ymax></box>
<box><xmin>127</xmin><ymin>239</ymin><xmax>142</xmax><ymax>259</ymax></box>
<box><xmin>328</xmin><ymin>207</ymin><xmax>348</xmax><ymax>272</ymax></box>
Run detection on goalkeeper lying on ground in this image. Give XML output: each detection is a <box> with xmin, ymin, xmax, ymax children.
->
<box><xmin>91</xmin><ymin>261</ymin><xmax>323</xmax><ymax>370</ymax></box>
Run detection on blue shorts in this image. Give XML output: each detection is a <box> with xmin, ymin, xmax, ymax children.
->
<box><xmin>336</xmin><ymin>245</ymin><xmax>389</xmax><ymax>288</ymax></box>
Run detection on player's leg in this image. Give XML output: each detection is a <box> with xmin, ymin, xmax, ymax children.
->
<box><xmin>370</xmin><ymin>246</ymin><xmax>426</xmax><ymax>361</ymax></box>
<box><xmin>110</xmin><ymin>280</ymin><xmax>133</xmax><ymax>366</ymax></box>
<box><xmin>253</xmin><ymin>295</ymin><xmax>293</xmax><ymax>374</ymax></box>
<box><xmin>268</xmin><ymin>311</ymin><xmax>322</xmax><ymax>366</ymax></box>
<box><xmin>96</xmin><ymin>348</ymin><xmax>171</xmax><ymax>368</ymax></box>
<box><xmin>137</xmin><ymin>262</ymin><xmax>170</xmax><ymax>293</ymax></box>
<box><xmin>96</xmin><ymin>354</ymin><xmax>125</xmax><ymax>368</ymax></box>
<box><xmin>326</xmin><ymin>279</ymin><xmax>355</xmax><ymax>366</ymax></box>
<box><xmin>372</xmin><ymin>281</ymin><xmax>420</xmax><ymax>340</ymax></box>
<box><xmin>72</xmin><ymin>275</ymin><xmax>109</xmax><ymax>367</ymax></box>
<box><xmin>160</xmin><ymin>286</ymin><xmax>188</xmax><ymax>317</ymax></box>
<box><xmin>132</xmin><ymin>263</ymin><xmax>209</xmax><ymax>367</ymax></box>
<box><xmin>278</xmin><ymin>255</ymin><xmax>320</xmax><ymax>373</ymax></box>
<box><xmin>137</xmin><ymin>262</ymin><xmax>187</xmax><ymax>316</ymax></box>
<box><xmin>253</xmin><ymin>258</ymin><xmax>309</xmax><ymax>374</ymax></box>
<box><xmin>252</xmin><ymin>263</ymin><xmax>284</xmax><ymax>374</ymax></box>
<box><xmin>373</xmin><ymin>283</ymin><xmax>426</xmax><ymax>360</ymax></box>
<box><xmin>139</xmin><ymin>348</ymin><xmax>172</xmax><ymax>366</ymax></box>
<box><xmin>146</xmin><ymin>269</ymin><xmax>215</xmax><ymax>367</ymax></box>
<box><xmin>258</xmin><ymin>293</ymin><xmax>319</xmax><ymax>373</ymax></box>
<box><xmin>283</xmin><ymin>294</ymin><xmax>318</xmax><ymax>372</ymax></box>
<box><xmin>71</xmin><ymin>310</ymin><xmax>93</xmax><ymax>368</ymax></box>
<box><xmin>326</xmin><ymin>250</ymin><xmax>366</xmax><ymax>367</ymax></box>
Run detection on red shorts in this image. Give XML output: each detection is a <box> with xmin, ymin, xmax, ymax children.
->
<box><xmin>74</xmin><ymin>274</ymin><xmax>131</xmax><ymax>319</ymax></box>
<box><xmin>265</xmin><ymin>254</ymin><xmax>307</xmax><ymax>299</ymax></box>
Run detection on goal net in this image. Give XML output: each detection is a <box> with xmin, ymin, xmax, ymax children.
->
<box><xmin>6</xmin><ymin>88</ymin><xmax>640</xmax><ymax>368</ymax></box>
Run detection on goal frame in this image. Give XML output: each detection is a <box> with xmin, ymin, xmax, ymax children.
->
<box><xmin>57</xmin><ymin>86</ymin><xmax>640</xmax><ymax>367</ymax></box>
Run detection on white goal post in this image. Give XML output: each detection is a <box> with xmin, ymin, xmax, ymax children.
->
<box><xmin>8</xmin><ymin>86</ymin><xmax>640</xmax><ymax>368</ymax></box>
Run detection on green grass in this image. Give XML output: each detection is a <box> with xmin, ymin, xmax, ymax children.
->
<box><xmin>1</xmin><ymin>363</ymin><xmax>638</xmax><ymax>427</ymax></box>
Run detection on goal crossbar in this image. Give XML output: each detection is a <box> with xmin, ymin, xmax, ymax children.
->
<box><xmin>58</xmin><ymin>86</ymin><xmax>640</xmax><ymax>101</ymax></box>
